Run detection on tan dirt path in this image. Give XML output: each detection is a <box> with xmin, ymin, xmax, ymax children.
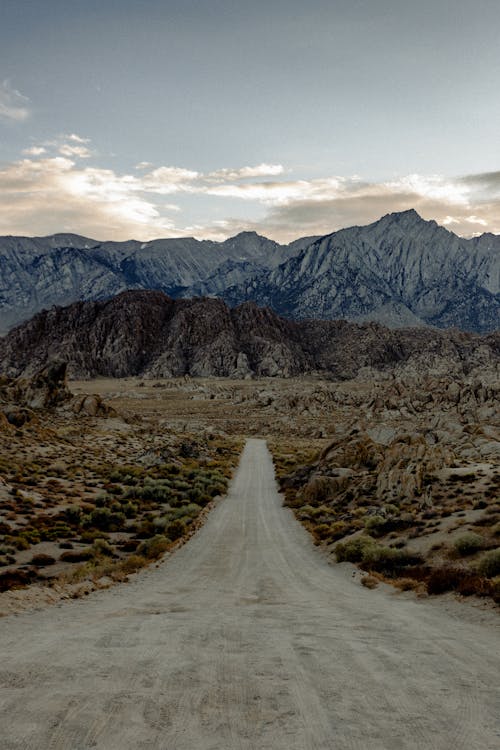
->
<box><xmin>0</xmin><ymin>438</ymin><xmax>499</xmax><ymax>749</ymax></box>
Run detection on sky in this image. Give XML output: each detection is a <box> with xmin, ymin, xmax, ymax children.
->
<box><xmin>1</xmin><ymin>0</ymin><xmax>500</xmax><ymax>242</ymax></box>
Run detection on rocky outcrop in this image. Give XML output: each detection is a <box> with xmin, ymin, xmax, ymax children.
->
<box><xmin>0</xmin><ymin>290</ymin><xmax>498</xmax><ymax>380</ymax></box>
<box><xmin>0</xmin><ymin>361</ymin><xmax>72</xmax><ymax>427</ymax></box>
<box><xmin>0</xmin><ymin>361</ymin><xmax>119</xmax><ymax>426</ymax></box>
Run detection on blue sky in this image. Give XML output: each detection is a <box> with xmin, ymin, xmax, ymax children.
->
<box><xmin>1</xmin><ymin>0</ymin><xmax>500</xmax><ymax>241</ymax></box>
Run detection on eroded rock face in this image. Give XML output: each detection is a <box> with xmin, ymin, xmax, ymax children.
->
<box><xmin>22</xmin><ymin>361</ymin><xmax>72</xmax><ymax>409</ymax></box>
<box><xmin>0</xmin><ymin>360</ymin><xmax>115</xmax><ymax>426</ymax></box>
<box><xmin>71</xmin><ymin>395</ymin><xmax>117</xmax><ymax>418</ymax></box>
<box><xmin>0</xmin><ymin>361</ymin><xmax>72</xmax><ymax>427</ymax></box>
<box><xmin>0</xmin><ymin>290</ymin><xmax>498</xmax><ymax>381</ymax></box>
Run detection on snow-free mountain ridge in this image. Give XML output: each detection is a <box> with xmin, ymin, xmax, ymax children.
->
<box><xmin>0</xmin><ymin>210</ymin><xmax>498</xmax><ymax>334</ymax></box>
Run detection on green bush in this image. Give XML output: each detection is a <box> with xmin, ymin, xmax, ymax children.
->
<box><xmin>137</xmin><ymin>535</ymin><xmax>170</xmax><ymax>560</ymax></box>
<box><xmin>166</xmin><ymin>518</ymin><xmax>187</xmax><ymax>541</ymax></box>
<box><xmin>364</xmin><ymin>515</ymin><xmax>386</xmax><ymax>535</ymax></box>
<box><xmin>335</xmin><ymin>535</ymin><xmax>376</xmax><ymax>563</ymax></box>
<box><xmin>477</xmin><ymin>548</ymin><xmax>500</xmax><ymax>578</ymax></box>
<box><xmin>84</xmin><ymin>507</ymin><xmax>125</xmax><ymax>532</ymax></box>
<box><xmin>335</xmin><ymin>535</ymin><xmax>422</xmax><ymax>574</ymax></box>
<box><xmin>92</xmin><ymin>538</ymin><xmax>115</xmax><ymax>557</ymax></box>
<box><xmin>453</xmin><ymin>532</ymin><xmax>484</xmax><ymax>556</ymax></box>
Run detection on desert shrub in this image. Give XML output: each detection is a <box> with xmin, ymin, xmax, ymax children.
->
<box><xmin>329</xmin><ymin>521</ymin><xmax>348</xmax><ymax>540</ymax></box>
<box><xmin>427</xmin><ymin>566</ymin><xmax>463</xmax><ymax>594</ymax></box>
<box><xmin>179</xmin><ymin>502</ymin><xmax>202</xmax><ymax>518</ymax></box>
<box><xmin>15</xmin><ymin>536</ymin><xmax>31</xmax><ymax>550</ymax></box>
<box><xmin>296</xmin><ymin>504</ymin><xmax>317</xmax><ymax>521</ymax></box>
<box><xmin>64</xmin><ymin>506</ymin><xmax>82</xmax><ymax>525</ymax></box>
<box><xmin>122</xmin><ymin>502</ymin><xmax>138</xmax><ymax>518</ymax></box>
<box><xmin>18</xmin><ymin>528</ymin><xmax>41</xmax><ymax>545</ymax></box>
<box><xmin>92</xmin><ymin>538</ymin><xmax>115</xmax><ymax>557</ymax></box>
<box><xmin>394</xmin><ymin>577</ymin><xmax>420</xmax><ymax>592</ymax></box>
<box><xmin>30</xmin><ymin>553</ymin><xmax>56</xmax><ymax>567</ymax></box>
<box><xmin>335</xmin><ymin>535</ymin><xmax>376</xmax><ymax>563</ymax></box>
<box><xmin>476</xmin><ymin>548</ymin><xmax>500</xmax><ymax>578</ymax></box>
<box><xmin>166</xmin><ymin>518</ymin><xmax>187</xmax><ymax>541</ymax></box>
<box><xmin>136</xmin><ymin>518</ymin><xmax>156</xmax><ymax>539</ymax></box>
<box><xmin>137</xmin><ymin>535</ymin><xmax>170</xmax><ymax>560</ymax></box>
<box><xmin>120</xmin><ymin>538</ymin><xmax>139</xmax><ymax>552</ymax></box>
<box><xmin>453</xmin><ymin>532</ymin><xmax>484</xmax><ymax>556</ymax></box>
<box><xmin>60</xmin><ymin>548</ymin><xmax>94</xmax><ymax>563</ymax></box>
<box><xmin>491</xmin><ymin>577</ymin><xmax>500</xmax><ymax>604</ymax></box>
<box><xmin>119</xmin><ymin>554</ymin><xmax>147</xmax><ymax>574</ymax></box>
<box><xmin>361</xmin><ymin>575</ymin><xmax>379</xmax><ymax>589</ymax></box>
<box><xmin>83</xmin><ymin>507</ymin><xmax>125</xmax><ymax>532</ymax></box>
<box><xmin>361</xmin><ymin>546</ymin><xmax>423</xmax><ymax>576</ymax></box>
<box><xmin>456</xmin><ymin>573</ymin><xmax>491</xmax><ymax>597</ymax></box>
<box><xmin>311</xmin><ymin>523</ymin><xmax>332</xmax><ymax>541</ymax></box>
<box><xmin>473</xmin><ymin>499</ymin><xmax>487</xmax><ymax>510</ymax></box>
<box><xmin>364</xmin><ymin>515</ymin><xmax>386</xmax><ymax>535</ymax></box>
<box><xmin>94</xmin><ymin>493</ymin><xmax>111</xmax><ymax>508</ymax></box>
<box><xmin>0</xmin><ymin>568</ymin><xmax>37</xmax><ymax>592</ymax></box>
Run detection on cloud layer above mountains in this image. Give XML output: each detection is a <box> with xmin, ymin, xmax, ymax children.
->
<box><xmin>1</xmin><ymin>135</ymin><xmax>499</xmax><ymax>242</ymax></box>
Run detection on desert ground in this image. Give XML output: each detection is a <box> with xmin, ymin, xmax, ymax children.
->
<box><xmin>1</xmin><ymin>372</ymin><xmax>499</xmax><ymax>608</ymax></box>
<box><xmin>0</xmin><ymin>438</ymin><xmax>499</xmax><ymax>749</ymax></box>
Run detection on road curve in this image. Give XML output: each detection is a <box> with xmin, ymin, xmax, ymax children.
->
<box><xmin>0</xmin><ymin>439</ymin><xmax>498</xmax><ymax>749</ymax></box>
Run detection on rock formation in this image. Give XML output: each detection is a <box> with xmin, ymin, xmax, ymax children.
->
<box><xmin>0</xmin><ymin>290</ymin><xmax>498</xmax><ymax>380</ymax></box>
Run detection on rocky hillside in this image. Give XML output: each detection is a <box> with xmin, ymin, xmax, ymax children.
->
<box><xmin>0</xmin><ymin>290</ymin><xmax>498</xmax><ymax>380</ymax></box>
<box><xmin>222</xmin><ymin>210</ymin><xmax>500</xmax><ymax>333</ymax></box>
<box><xmin>1</xmin><ymin>210</ymin><xmax>498</xmax><ymax>335</ymax></box>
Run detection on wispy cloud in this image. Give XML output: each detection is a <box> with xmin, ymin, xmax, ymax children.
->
<box><xmin>22</xmin><ymin>146</ymin><xmax>46</xmax><ymax>156</ymax></box>
<box><xmin>0</xmin><ymin>141</ymin><xmax>499</xmax><ymax>241</ymax></box>
<box><xmin>0</xmin><ymin>80</ymin><xmax>30</xmax><ymax>122</ymax></box>
<box><xmin>58</xmin><ymin>144</ymin><xmax>92</xmax><ymax>158</ymax></box>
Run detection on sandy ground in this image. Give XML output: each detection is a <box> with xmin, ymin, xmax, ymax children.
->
<box><xmin>0</xmin><ymin>439</ymin><xmax>498</xmax><ymax>750</ymax></box>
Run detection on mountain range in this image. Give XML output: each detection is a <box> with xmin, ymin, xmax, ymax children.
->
<box><xmin>0</xmin><ymin>290</ymin><xmax>498</xmax><ymax>380</ymax></box>
<box><xmin>0</xmin><ymin>210</ymin><xmax>498</xmax><ymax>334</ymax></box>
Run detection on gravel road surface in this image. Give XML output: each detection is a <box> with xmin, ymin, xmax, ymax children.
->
<box><xmin>0</xmin><ymin>438</ymin><xmax>498</xmax><ymax>749</ymax></box>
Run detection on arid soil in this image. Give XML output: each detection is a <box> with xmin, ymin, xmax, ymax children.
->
<box><xmin>1</xmin><ymin>371</ymin><xmax>498</xmax><ymax>610</ymax></box>
<box><xmin>0</xmin><ymin>439</ymin><xmax>498</xmax><ymax>750</ymax></box>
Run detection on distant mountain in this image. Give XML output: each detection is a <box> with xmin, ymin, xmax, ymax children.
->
<box><xmin>222</xmin><ymin>211</ymin><xmax>500</xmax><ymax>333</ymax></box>
<box><xmin>0</xmin><ymin>231</ymin><xmax>314</xmax><ymax>334</ymax></box>
<box><xmin>0</xmin><ymin>211</ymin><xmax>498</xmax><ymax>334</ymax></box>
<box><xmin>0</xmin><ymin>290</ymin><xmax>498</xmax><ymax>380</ymax></box>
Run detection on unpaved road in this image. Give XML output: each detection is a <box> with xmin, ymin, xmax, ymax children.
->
<box><xmin>0</xmin><ymin>439</ymin><xmax>499</xmax><ymax>749</ymax></box>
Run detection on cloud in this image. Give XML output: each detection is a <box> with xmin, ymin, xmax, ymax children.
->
<box><xmin>66</xmin><ymin>133</ymin><xmax>90</xmax><ymax>144</ymax></box>
<box><xmin>22</xmin><ymin>146</ymin><xmax>46</xmax><ymax>156</ymax></box>
<box><xmin>142</xmin><ymin>166</ymin><xmax>200</xmax><ymax>194</ymax></box>
<box><xmin>58</xmin><ymin>144</ymin><xmax>92</xmax><ymax>159</ymax></box>
<box><xmin>1</xmin><ymin>143</ymin><xmax>500</xmax><ymax>242</ymax></box>
<box><xmin>0</xmin><ymin>156</ymin><xmax>178</xmax><ymax>240</ymax></box>
<box><xmin>207</xmin><ymin>163</ymin><xmax>285</xmax><ymax>181</ymax></box>
<box><xmin>0</xmin><ymin>80</ymin><xmax>30</xmax><ymax>122</ymax></box>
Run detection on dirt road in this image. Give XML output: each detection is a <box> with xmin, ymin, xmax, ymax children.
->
<box><xmin>0</xmin><ymin>439</ymin><xmax>498</xmax><ymax>749</ymax></box>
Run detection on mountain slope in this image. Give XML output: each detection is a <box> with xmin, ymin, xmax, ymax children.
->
<box><xmin>0</xmin><ymin>232</ymin><xmax>309</xmax><ymax>333</ymax></box>
<box><xmin>222</xmin><ymin>210</ymin><xmax>500</xmax><ymax>332</ymax></box>
<box><xmin>0</xmin><ymin>212</ymin><xmax>498</xmax><ymax>334</ymax></box>
<box><xmin>0</xmin><ymin>290</ymin><xmax>498</xmax><ymax>380</ymax></box>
